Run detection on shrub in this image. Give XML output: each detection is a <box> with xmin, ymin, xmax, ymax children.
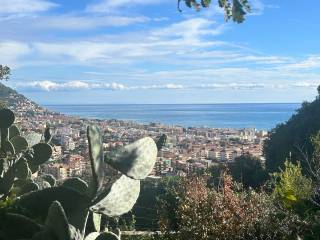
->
<box><xmin>161</xmin><ymin>174</ymin><xmax>305</xmax><ymax>240</ymax></box>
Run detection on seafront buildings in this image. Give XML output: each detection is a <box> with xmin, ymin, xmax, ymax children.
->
<box><xmin>8</xmin><ymin>92</ymin><xmax>268</xmax><ymax>179</ymax></box>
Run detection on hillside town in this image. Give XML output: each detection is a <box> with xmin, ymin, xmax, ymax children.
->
<box><xmin>7</xmin><ymin>89</ymin><xmax>268</xmax><ymax>180</ymax></box>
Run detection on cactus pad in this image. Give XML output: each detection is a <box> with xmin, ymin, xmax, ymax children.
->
<box><xmin>62</xmin><ymin>177</ymin><xmax>88</xmax><ymax>194</ymax></box>
<box><xmin>15</xmin><ymin>159</ymin><xmax>29</xmax><ymax>180</ymax></box>
<box><xmin>84</xmin><ymin>232</ymin><xmax>100</xmax><ymax>240</ymax></box>
<box><xmin>9</xmin><ymin>124</ymin><xmax>20</xmax><ymax>139</ymax></box>
<box><xmin>45</xmin><ymin>201</ymin><xmax>71</xmax><ymax>240</ymax></box>
<box><xmin>90</xmin><ymin>175</ymin><xmax>140</xmax><ymax>217</ymax></box>
<box><xmin>106</xmin><ymin>137</ymin><xmax>157</xmax><ymax>180</ymax></box>
<box><xmin>87</xmin><ymin>125</ymin><xmax>105</xmax><ymax>197</ymax></box>
<box><xmin>0</xmin><ymin>108</ymin><xmax>15</xmax><ymax>128</ymax></box>
<box><xmin>95</xmin><ymin>232</ymin><xmax>120</xmax><ymax>240</ymax></box>
<box><xmin>28</xmin><ymin>143</ymin><xmax>52</xmax><ymax>172</ymax></box>
<box><xmin>10</xmin><ymin>135</ymin><xmax>28</xmax><ymax>154</ymax></box>
<box><xmin>42</xmin><ymin>174</ymin><xmax>56</xmax><ymax>187</ymax></box>
<box><xmin>16</xmin><ymin>186</ymin><xmax>90</xmax><ymax>231</ymax></box>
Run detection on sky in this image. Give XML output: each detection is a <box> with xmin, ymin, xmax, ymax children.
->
<box><xmin>1</xmin><ymin>0</ymin><xmax>320</xmax><ymax>104</ymax></box>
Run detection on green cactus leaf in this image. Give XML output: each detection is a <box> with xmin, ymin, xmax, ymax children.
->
<box><xmin>2</xmin><ymin>140</ymin><xmax>15</xmax><ymax>155</ymax></box>
<box><xmin>28</xmin><ymin>143</ymin><xmax>52</xmax><ymax>172</ymax></box>
<box><xmin>0</xmin><ymin>159</ymin><xmax>4</xmax><ymax>175</ymax></box>
<box><xmin>16</xmin><ymin>186</ymin><xmax>90</xmax><ymax>232</ymax></box>
<box><xmin>1</xmin><ymin>127</ymin><xmax>9</xmax><ymax>141</ymax></box>
<box><xmin>42</xmin><ymin>174</ymin><xmax>56</xmax><ymax>187</ymax></box>
<box><xmin>45</xmin><ymin>201</ymin><xmax>71</xmax><ymax>240</ymax></box>
<box><xmin>90</xmin><ymin>175</ymin><xmax>140</xmax><ymax>217</ymax></box>
<box><xmin>85</xmin><ymin>212</ymin><xmax>101</xmax><ymax>233</ymax></box>
<box><xmin>0</xmin><ymin>165</ymin><xmax>15</xmax><ymax>194</ymax></box>
<box><xmin>10</xmin><ymin>135</ymin><xmax>28</xmax><ymax>154</ymax></box>
<box><xmin>9</xmin><ymin>124</ymin><xmax>20</xmax><ymax>139</ymax></box>
<box><xmin>44</xmin><ymin>127</ymin><xmax>52</xmax><ymax>143</ymax></box>
<box><xmin>156</xmin><ymin>134</ymin><xmax>167</xmax><ymax>151</ymax></box>
<box><xmin>96</xmin><ymin>232</ymin><xmax>120</xmax><ymax>240</ymax></box>
<box><xmin>0</xmin><ymin>108</ymin><xmax>15</xmax><ymax>128</ymax></box>
<box><xmin>19</xmin><ymin>182</ymin><xmax>39</xmax><ymax>195</ymax></box>
<box><xmin>0</xmin><ymin>213</ymin><xmax>42</xmax><ymax>240</ymax></box>
<box><xmin>15</xmin><ymin>159</ymin><xmax>29</xmax><ymax>180</ymax></box>
<box><xmin>87</xmin><ymin>125</ymin><xmax>105</xmax><ymax>198</ymax></box>
<box><xmin>62</xmin><ymin>177</ymin><xmax>88</xmax><ymax>194</ymax></box>
<box><xmin>84</xmin><ymin>232</ymin><xmax>100</xmax><ymax>240</ymax></box>
<box><xmin>25</xmin><ymin>132</ymin><xmax>42</xmax><ymax>147</ymax></box>
<box><xmin>106</xmin><ymin>137</ymin><xmax>157</xmax><ymax>180</ymax></box>
<box><xmin>31</xmin><ymin>230</ymin><xmax>56</xmax><ymax>240</ymax></box>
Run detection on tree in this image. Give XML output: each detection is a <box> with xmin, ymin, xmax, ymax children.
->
<box><xmin>272</xmin><ymin>160</ymin><xmax>313</xmax><ymax>212</ymax></box>
<box><xmin>163</xmin><ymin>175</ymin><xmax>303</xmax><ymax>240</ymax></box>
<box><xmin>229</xmin><ymin>154</ymin><xmax>268</xmax><ymax>188</ymax></box>
<box><xmin>0</xmin><ymin>65</ymin><xmax>10</xmax><ymax>81</ymax></box>
<box><xmin>178</xmin><ymin>0</ymin><xmax>251</xmax><ymax>23</ymax></box>
<box><xmin>264</xmin><ymin>86</ymin><xmax>320</xmax><ymax>173</ymax></box>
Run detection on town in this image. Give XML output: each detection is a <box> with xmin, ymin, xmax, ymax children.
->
<box><xmin>8</xmin><ymin>91</ymin><xmax>268</xmax><ymax>180</ymax></box>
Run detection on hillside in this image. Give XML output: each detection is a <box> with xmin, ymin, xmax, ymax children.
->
<box><xmin>0</xmin><ymin>82</ymin><xmax>44</xmax><ymax>111</ymax></box>
<box><xmin>264</xmin><ymin>95</ymin><xmax>320</xmax><ymax>173</ymax></box>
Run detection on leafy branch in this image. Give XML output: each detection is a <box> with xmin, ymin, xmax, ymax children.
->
<box><xmin>178</xmin><ymin>0</ymin><xmax>251</xmax><ymax>23</ymax></box>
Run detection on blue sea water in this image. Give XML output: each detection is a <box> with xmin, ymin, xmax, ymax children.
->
<box><xmin>45</xmin><ymin>103</ymin><xmax>300</xmax><ymax>130</ymax></box>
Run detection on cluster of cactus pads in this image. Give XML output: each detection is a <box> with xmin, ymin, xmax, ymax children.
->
<box><xmin>0</xmin><ymin>108</ymin><xmax>161</xmax><ymax>240</ymax></box>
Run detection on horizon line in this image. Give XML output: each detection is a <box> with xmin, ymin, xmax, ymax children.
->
<box><xmin>43</xmin><ymin>102</ymin><xmax>301</xmax><ymax>106</ymax></box>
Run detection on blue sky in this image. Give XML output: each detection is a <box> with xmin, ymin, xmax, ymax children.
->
<box><xmin>1</xmin><ymin>0</ymin><xmax>320</xmax><ymax>104</ymax></box>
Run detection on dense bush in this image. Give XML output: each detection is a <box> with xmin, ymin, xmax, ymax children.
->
<box><xmin>264</xmin><ymin>96</ymin><xmax>320</xmax><ymax>173</ymax></box>
<box><xmin>160</xmin><ymin>174</ymin><xmax>308</xmax><ymax>240</ymax></box>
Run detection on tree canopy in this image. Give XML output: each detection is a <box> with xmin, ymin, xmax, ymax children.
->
<box><xmin>0</xmin><ymin>65</ymin><xmax>10</xmax><ymax>81</ymax></box>
<box><xmin>179</xmin><ymin>0</ymin><xmax>251</xmax><ymax>23</ymax></box>
<box><xmin>264</xmin><ymin>86</ymin><xmax>320</xmax><ymax>173</ymax></box>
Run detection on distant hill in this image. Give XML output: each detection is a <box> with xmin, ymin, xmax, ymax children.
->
<box><xmin>264</xmin><ymin>94</ymin><xmax>320</xmax><ymax>173</ymax></box>
<box><xmin>0</xmin><ymin>82</ymin><xmax>42</xmax><ymax>110</ymax></box>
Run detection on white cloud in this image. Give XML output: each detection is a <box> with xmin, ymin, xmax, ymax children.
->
<box><xmin>13</xmin><ymin>80</ymin><xmax>320</xmax><ymax>92</ymax></box>
<box><xmin>34</xmin><ymin>15</ymin><xmax>149</xmax><ymax>30</ymax></box>
<box><xmin>151</xmin><ymin>18</ymin><xmax>224</xmax><ymax>40</ymax></box>
<box><xmin>292</xmin><ymin>82</ymin><xmax>319</xmax><ymax>89</ymax></box>
<box><xmin>0</xmin><ymin>0</ymin><xmax>57</xmax><ymax>14</ymax></box>
<box><xmin>16</xmin><ymin>80</ymin><xmax>127</xmax><ymax>91</ymax></box>
<box><xmin>281</xmin><ymin>56</ymin><xmax>320</xmax><ymax>70</ymax></box>
<box><xmin>86</xmin><ymin>0</ymin><xmax>163</xmax><ymax>12</ymax></box>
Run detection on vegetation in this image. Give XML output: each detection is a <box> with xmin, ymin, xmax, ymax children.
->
<box><xmin>160</xmin><ymin>175</ymin><xmax>306</xmax><ymax>240</ymax></box>
<box><xmin>178</xmin><ymin>0</ymin><xmax>251</xmax><ymax>23</ymax></box>
<box><xmin>0</xmin><ymin>66</ymin><xmax>10</xmax><ymax>81</ymax></box>
<box><xmin>229</xmin><ymin>154</ymin><xmax>268</xmax><ymax>188</ymax></box>
<box><xmin>272</xmin><ymin>160</ymin><xmax>313</xmax><ymax>210</ymax></box>
<box><xmin>0</xmin><ymin>108</ymin><xmax>159</xmax><ymax>240</ymax></box>
<box><xmin>264</xmin><ymin>92</ymin><xmax>320</xmax><ymax>173</ymax></box>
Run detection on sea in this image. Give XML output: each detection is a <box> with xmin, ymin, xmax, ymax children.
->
<box><xmin>44</xmin><ymin>103</ymin><xmax>300</xmax><ymax>130</ymax></box>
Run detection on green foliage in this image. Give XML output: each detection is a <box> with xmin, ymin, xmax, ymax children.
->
<box><xmin>161</xmin><ymin>175</ymin><xmax>305</xmax><ymax>240</ymax></box>
<box><xmin>156</xmin><ymin>134</ymin><xmax>167</xmax><ymax>151</ymax></box>
<box><xmin>273</xmin><ymin>160</ymin><xmax>313</xmax><ymax>210</ymax></box>
<box><xmin>0</xmin><ymin>65</ymin><xmax>10</xmax><ymax>81</ymax></box>
<box><xmin>91</xmin><ymin>175</ymin><xmax>140</xmax><ymax>217</ymax></box>
<box><xmin>106</xmin><ymin>137</ymin><xmax>157</xmax><ymax>180</ymax></box>
<box><xmin>0</xmin><ymin>108</ymin><xmax>55</xmax><ymax>204</ymax></box>
<box><xmin>87</xmin><ymin>125</ymin><xmax>105</xmax><ymax>198</ymax></box>
<box><xmin>229</xmin><ymin>154</ymin><xmax>268</xmax><ymax>188</ymax></box>
<box><xmin>178</xmin><ymin>0</ymin><xmax>251</xmax><ymax>23</ymax></box>
<box><xmin>265</xmin><ymin>90</ymin><xmax>320</xmax><ymax>173</ymax></box>
<box><xmin>0</xmin><ymin>109</ymin><xmax>158</xmax><ymax>240</ymax></box>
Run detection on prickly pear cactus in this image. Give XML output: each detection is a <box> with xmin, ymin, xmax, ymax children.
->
<box><xmin>90</xmin><ymin>175</ymin><xmax>140</xmax><ymax>217</ymax></box>
<box><xmin>0</xmin><ymin>109</ymin><xmax>158</xmax><ymax>240</ymax></box>
<box><xmin>105</xmin><ymin>137</ymin><xmax>157</xmax><ymax>180</ymax></box>
<box><xmin>0</xmin><ymin>108</ymin><xmax>53</xmax><ymax>199</ymax></box>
